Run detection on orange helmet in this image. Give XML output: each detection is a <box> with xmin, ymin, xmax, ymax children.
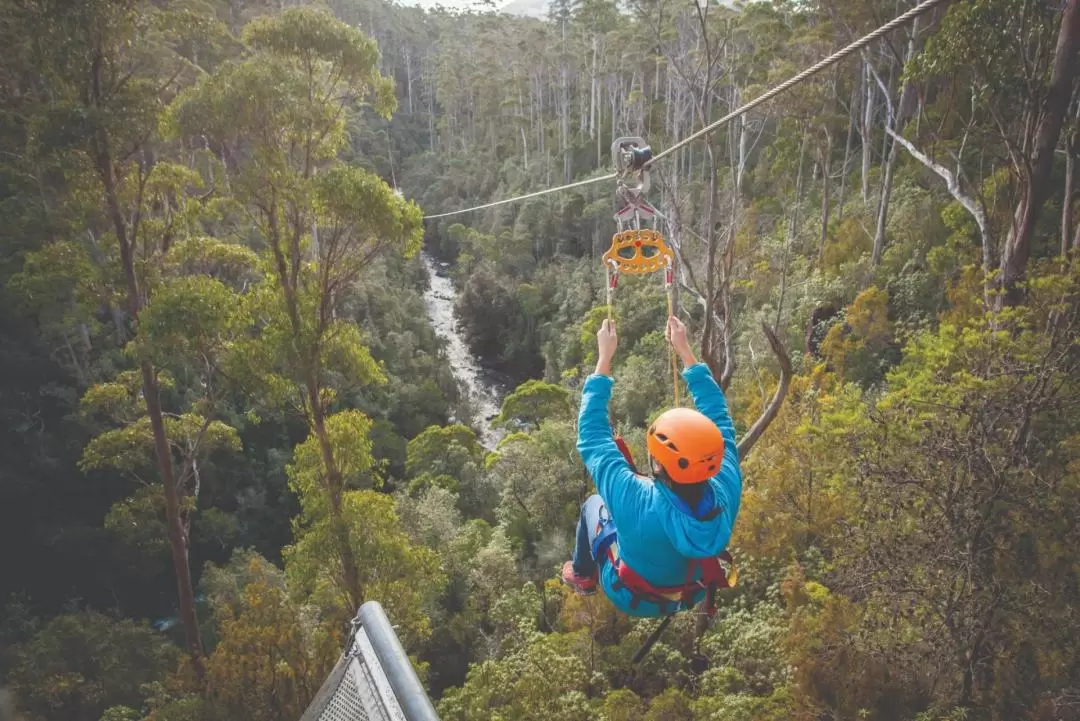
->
<box><xmin>647</xmin><ymin>408</ymin><xmax>726</xmax><ymax>484</ymax></box>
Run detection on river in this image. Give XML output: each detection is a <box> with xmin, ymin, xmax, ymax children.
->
<box><xmin>420</xmin><ymin>252</ymin><xmax>508</xmax><ymax>449</ymax></box>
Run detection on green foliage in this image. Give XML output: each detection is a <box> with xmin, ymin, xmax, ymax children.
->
<box><xmin>496</xmin><ymin>380</ymin><xmax>573</xmax><ymax>429</ymax></box>
<box><xmin>287</xmin><ymin>409</ymin><xmax>380</xmax><ymax>511</ymax></box>
<box><xmin>104</xmin><ymin>484</ymin><xmax>189</xmax><ymax>567</ymax></box>
<box><xmin>397</xmin><ymin>485</ymin><xmax>465</xmax><ymax>549</ymax></box>
<box><xmin>404</xmin><ymin>424</ymin><xmax>491</xmax><ymax>516</ymax></box>
<box><xmin>242</xmin><ymin>7</ymin><xmax>396</xmax><ymax>118</ymax></box>
<box><xmin>610</xmin><ymin>332</ymin><xmax>672</xmax><ymax>427</ymax></box>
<box><xmin>79</xmin><ymin>414</ymin><xmax>240</xmax><ymax>476</ymax></box>
<box><xmin>455</xmin><ymin>263</ymin><xmax>547</xmax><ymax>379</ymax></box>
<box><xmin>488</xmin><ymin>421</ymin><xmax>587</xmax><ymax>565</ymax></box>
<box><xmin>601</xmin><ymin>689</ymin><xmax>645</xmax><ymax>721</ymax></box>
<box><xmin>284</xmin><ymin>489</ymin><xmax>446</xmax><ymax>647</ymax></box>
<box><xmin>700</xmin><ymin>602</ymin><xmax>790</xmax><ymax>695</ymax></box>
<box><xmin>6</xmin><ymin>0</ymin><xmax>1080</xmax><ymax>719</ymax></box>
<box><xmin>9</xmin><ymin>611</ymin><xmax>180</xmax><ymax>721</ymax></box>
<box><xmin>203</xmin><ymin>551</ymin><xmax>336</xmax><ymax>721</ymax></box>
<box><xmin>437</xmin><ymin>631</ymin><xmax>592</xmax><ymax>721</ymax></box>
<box><xmin>819</xmin><ymin>286</ymin><xmax>897</xmax><ymax>387</ymax></box>
<box><xmin>129</xmin><ymin>276</ymin><xmax>242</xmax><ymax>366</ymax></box>
<box><xmin>163</xmin><ymin>238</ymin><xmax>259</xmax><ymax>284</ymax></box>
<box><xmin>313</xmin><ymin>164</ymin><xmax>424</xmax><ymax>260</ymax></box>
<box><xmin>406</xmin><ymin>424</ymin><xmax>483</xmax><ymax>478</ymax></box>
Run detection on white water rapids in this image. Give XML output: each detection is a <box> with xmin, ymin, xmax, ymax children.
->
<box><xmin>420</xmin><ymin>252</ymin><xmax>508</xmax><ymax>449</ymax></box>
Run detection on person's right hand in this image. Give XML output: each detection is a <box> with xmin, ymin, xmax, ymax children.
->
<box><xmin>666</xmin><ymin>315</ymin><xmax>697</xmax><ymax>366</ymax></box>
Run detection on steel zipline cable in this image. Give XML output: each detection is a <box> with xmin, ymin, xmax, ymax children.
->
<box><xmin>421</xmin><ymin>0</ymin><xmax>949</xmax><ymax>221</ymax></box>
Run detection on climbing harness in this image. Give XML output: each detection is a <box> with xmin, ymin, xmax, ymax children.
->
<box><xmin>588</xmin><ymin>454</ymin><xmax>737</xmax><ymax>621</ymax></box>
<box><xmin>586</xmin><ymin>477</ymin><xmax>738</xmax><ymax>665</ymax></box>
<box><xmin>604</xmin><ymin>136</ymin><xmax>681</xmax><ymax>407</ymax></box>
<box><xmin>606</xmin><ymin>540</ymin><xmax>738</xmax><ymax>617</ymax></box>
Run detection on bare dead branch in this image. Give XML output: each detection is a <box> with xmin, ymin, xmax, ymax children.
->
<box><xmin>737</xmin><ymin>322</ymin><xmax>792</xmax><ymax>460</ymax></box>
<box><xmin>885</xmin><ymin>125</ymin><xmax>992</xmax><ymax>249</ymax></box>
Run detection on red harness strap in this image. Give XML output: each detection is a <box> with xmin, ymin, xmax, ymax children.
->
<box><xmin>614</xmin><ymin>435</ymin><xmax>637</xmax><ymax>472</ymax></box>
<box><xmin>605</xmin><ymin>544</ymin><xmax>736</xmax><ymax>616</ymax></box>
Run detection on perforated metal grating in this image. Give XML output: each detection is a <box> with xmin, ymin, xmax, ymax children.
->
<box><xmin>300</xmin><ymin>603</ymin><xmax>435</xmax><ymax>721</ymax></box>
<box><xmin>316</xmin><ymin>657</ymin><xmax>372</xmax><ymax>721</ymax></box>
<box><xmin>301</xmin><ymin>633</ymin><xmax>408</xmax><ymax>721</ymax></box>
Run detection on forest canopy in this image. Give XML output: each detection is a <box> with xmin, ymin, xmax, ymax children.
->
<box><xmin>1</xmin><ymin>0</ymin><xmax>1079</xmax><ymax>720</ymax></box>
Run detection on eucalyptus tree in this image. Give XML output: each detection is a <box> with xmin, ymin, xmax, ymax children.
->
<box><xmin>3</xmin><ymin>0</ymin><xmax>242</xmax><ymax>673</ymax></box>
<box><xmin>168</xmin><ymin>7</ymin><xmax>424</xmax><ymax>616</ymax></box>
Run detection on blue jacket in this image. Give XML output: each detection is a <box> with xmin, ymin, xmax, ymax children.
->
<box><xmin>577</xmin><ymin>363</ymin><xmax>741</xmax><ymax>616</ymax></box>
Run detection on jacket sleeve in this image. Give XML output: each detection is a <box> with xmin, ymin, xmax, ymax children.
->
<box><xmin>576</xmin><ymin>373</ymin><xmax>648</xmax><ymax>522</ymax></box>
<box><xmin>682</xmin><ymin>363</ymin><xmax>742</xmax><ymax>517</ymax></box>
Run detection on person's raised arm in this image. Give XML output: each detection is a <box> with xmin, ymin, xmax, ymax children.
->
<box><xmin>665</xmin><ymin>316</ymin><xmax>736</xmax><ymax>445</ymax></box>
<box><xmin>577</xmin><ymin>320</ymin><xmax>647</xmax><ymax>518</ymax></box>
<box><xmin>666</xmin><ymin>316</ymin><xmax>741</xmax><ymax>516</ymax></box>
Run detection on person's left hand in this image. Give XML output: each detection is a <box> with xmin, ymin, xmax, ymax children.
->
<box><xmin>595</xmin><ymin>319</ymin><xmax>617</xmax><ymax>375</ymax></box>
<box><xmin>597</xmin><ymin>318</ymin><xmax>618</xmax><ymax>362</ymax></box>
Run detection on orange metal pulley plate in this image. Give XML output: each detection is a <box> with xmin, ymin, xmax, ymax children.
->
<box><xmin>602</xmin><ymin>229</ymin><xmax>674</xmax><ymax>274</ymax></box>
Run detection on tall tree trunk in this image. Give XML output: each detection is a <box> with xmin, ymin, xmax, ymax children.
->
<box><xmin>404</xmin><ymin>47</ymin><xmax>414</xmax><ymax>115</ymax></box>
<box><xmin>999</xmin><ymin>0</ymin><xmax>1080</xmax><ymax>304</ymax></box>
<box><xmin>561</xmin><ymin>18</ymin><xmax>571</xmax><ymax>184</ymax></box>
<box><xmin>1065</xmin><ymin>132</ymin><xmax>1075</xmax><ymax>259</ymax></box>
<box><xmin>308</xmin><ymin>378</ymin><xmax>363</xmax><ymax>611</ymax></box>
<box><xmin>734</xmin><ymin>86</ymin><xmax>750</xmax><ymax>197</ymax></box>
<box><xmin>779</xmin><ymin>132</ymin><xmax>808</xmax><ymax>330</ymax></box>
<box><xmin>838</xmin><ymin>83</ymin><xmax>858</xmax><ymax>222</ymax></box>
<box><xmin>1074</xmin><ymin>203</ymin><xmax>1080</xmax><ymax>251</ymax></box>
<box><xmin>873</xmin><ymin>19</ymin><xmax>921</xmax><ymax>267</ymax></box>
<box><xmin>428</xmin><ymin>69</ymin><xmax>435</xmax><ymax>152</ymax></box>
<box><xmin>590</xmin><ymin>34</ymin><xmax>598</xmax><ymax>140</ymax></box>
<box><xmin>96</xmin><ymin>141</ymin><xmax>205</xmax><ymax>676</ymax></box>
<box><xmin>819</xmin><ymin>128</ymin><xmax>833</xmax><ymax>261</ymax></box>
<box><xmin>861</xmin><ymin>62</ymin><xmax>874</xmax><ymax>204</ymax></box>
<box><xmin>597</xmin><ymin>81</ymin><xmax>603</xmax><ymax>168</ymax></box>
<box><xmin>90</xmin><ymin>55</ymin><xmax>204</xmax><ymax>678</ymax></box>
<box><xmin>872</xmin><ymin>138</ymin><xmax>897</xmax><ymax>266</ymax></box>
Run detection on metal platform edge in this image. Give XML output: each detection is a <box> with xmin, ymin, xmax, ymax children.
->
<box><xmin>299</xmin><ymin>601</ymin><xmax>440</xmax><ymax>721</ymax></box>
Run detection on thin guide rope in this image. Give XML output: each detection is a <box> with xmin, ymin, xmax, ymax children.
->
<box><xmin>421</xmin><ymin>0</ymin><xmax>947</xmax><ymax>220</ymax></box>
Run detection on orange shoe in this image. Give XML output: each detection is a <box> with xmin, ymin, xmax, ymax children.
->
<box><xmin>561</xmin><ymin>561</ymin><xmax>598</xmax><ymax>595</ymax></box>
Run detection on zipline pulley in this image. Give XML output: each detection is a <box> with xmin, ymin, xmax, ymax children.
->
<box><xmin>604</xmin><ymin>135</ymin><xmax>680</xmax><ymax>407</ymax></box>
<box><xmin>612</xmin><ymin>137</ymin><xmax>658</xmax><ymax>231</ymax></box>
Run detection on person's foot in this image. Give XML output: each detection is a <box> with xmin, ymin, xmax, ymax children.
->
<box><xmin>561</xmin><ymin>561</ymin><xmax>598</xmax><ymax>595</ymax></box>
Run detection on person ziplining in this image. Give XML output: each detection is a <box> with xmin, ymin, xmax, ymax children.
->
<box><xmin>561</xmin><ymin>315</ymin><xmax>740</xmax><ymax>620</ymax></box>
<box><xmin>558</xmin><ymin>138</ymin><xmax>739</xmax><ymax>623</ymax></box>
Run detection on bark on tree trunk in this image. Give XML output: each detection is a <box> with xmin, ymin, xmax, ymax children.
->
<box><xmin>404</xmin><ymin>47</ymin><xmax>413</xmax><ymax>115</ymax></box>
<box><xmin>838</xmin><ymin>83</ymin><xmax>858</xmax><ymax>222</ymax></box>
<box><xmin>1065</xmin><ymin>134</ymin><xmax>1075</xmax><ymax>259</ymax></box>
<box><xmin>819</xmin><ymin>128</ymin><xmax>833</xmax><ymax>261</ymax></box>
<box><xmin>779</xmin><ymin>132</ymin><xmax>808</xmax><ymax>328</ymax></box>
<box><xmin>861</xmin><ymin>62</ymin><xmax>874</xmax><ymax>204</ymax></box>
<box><xmin>872</xmin><ymin>137</ymin><xmax>897</xmax><ymax>266</ymax></box>
<box><xmin>735</xmin><ymin>87</ymin><xmax>749</xmax><ymax>197</ymax></box>
<box><xmin>94</xmin><ymin>125</ymin><xmax>205</xmax><ymax>676</ymax></box>
<box><xmin>999</xmin><ymin>0</ymin><xmax>1080</xmax><ymax>306</ymax></box>
<box><xmin>590</xmin><ymin>35</ymin><xmax>598</xmax><ymax>141</ymax></box>
<box><xmin>308</xmin><ymin>379</ymin><xmax>363</xmax><ymax>612</ymax></box>
<box><xmin>141</xmin><ymin>360</ymin><xmax>205</xmax><ymax>669</ymax></box>
<box><xmin>872</xmin><ymin>19</ymin><xmax>921</xmax><ymax>267</ymax></box>
<box><xmin>561</xmin><ymin>18</ymin><xmax>571</xmax><ymax>184</ymax></box>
